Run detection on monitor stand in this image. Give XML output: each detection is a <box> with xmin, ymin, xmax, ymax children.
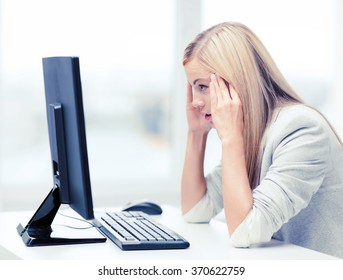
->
<box><xmin>17</xmin><ymin>104</ymin><xmax>106</xmax><ymax>246</ymax></box>
<box><xmin>16</xmin><ymin>186</ymin><xmax>106</xmax><ymax>246</ymax></box>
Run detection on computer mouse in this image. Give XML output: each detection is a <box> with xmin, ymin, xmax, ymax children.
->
<box><xmin>122</xmin><ymin>200</ymin><xmax>163</xmax><ymax>215</ymax></box>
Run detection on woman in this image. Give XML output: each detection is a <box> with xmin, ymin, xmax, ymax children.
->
<box><xmin>181</xmin><ymin>22</ymin><xmax>343</xmax><ymax>258</ymax></box>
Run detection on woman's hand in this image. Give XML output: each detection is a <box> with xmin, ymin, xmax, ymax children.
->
<box><xmin>209</xmin><ymin>74</ymin><xmax>244</xmax><ymax>143</ymax></box>
<box><xmin>186</xmin><ymin>83</ymin><xmax>212</xmax><ymax>134</ymax></box>
<box><xmin>182</xmin><ymin>83</ymin><xmax>209</xmax><ymax>214</ymax></box>
<box><xmin>210</xmin><ymin>74</ymin><xmax>252</xmax><ymax>234</ymax></box>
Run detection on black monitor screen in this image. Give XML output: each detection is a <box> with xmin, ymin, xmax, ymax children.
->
<box><xmin>42</xmin><ymin>56</ymin><xmax>94</xmax><ymax>220</ymax></box>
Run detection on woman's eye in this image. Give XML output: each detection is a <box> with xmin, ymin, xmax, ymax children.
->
<box><xmin>198</xmin><ymin>84</ymin><xmax>208</xmax><ymax>92</ymax></box>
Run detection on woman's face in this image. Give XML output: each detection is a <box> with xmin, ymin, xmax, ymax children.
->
<box><xmin>184</xmin><ymin>58</ymin><xmax>212</xmax><ymax>119</ymax></box>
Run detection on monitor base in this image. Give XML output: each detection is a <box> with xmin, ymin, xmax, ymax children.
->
<box><xmin>17</xmin><ymin>186</ymin><xmax>106</xmax><ymax>246</ymax></box>
<box><xmin>17</xmin><ymin>223</ymin><xmax>106</xmax><ymax>246</ymax></box>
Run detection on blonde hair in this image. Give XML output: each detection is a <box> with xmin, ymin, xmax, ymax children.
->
<box><xmin>183</xmin><ymin>22</ymin><xmax>304</xmax><ymax>188</ymax></box>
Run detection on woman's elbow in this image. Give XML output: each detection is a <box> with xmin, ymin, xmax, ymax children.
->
<box><xmin>228</xmin><ymin>210</ymin><xmax>274</xmax><ymax>248</ymax></box>
<box><xmin>229</xmin><ymin>231</ymin><xmax>273</xmax><ymax>248</ymax></box>
<box><xmin>183</xmin><ymin>211</ymin><xmax>212</xmax><ymax>224</ymax></box>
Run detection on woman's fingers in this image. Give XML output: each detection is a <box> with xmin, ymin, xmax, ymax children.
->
<box><xmin>186</xmin><ymin>82</ymin><xmax>193</xmax><ymax>104</ymax></box>
<box><xmin>209</xmin><ymin>79</ymin><xmax>217</xmax><ymax>108</ymax></box>
<box><xmin>218</xmin><ymin>77</ymin><xmax>231</xmax><ymax>102</ymax></box>
<box><xmin>228</xmin><ymin>84</ymin><xmax>241</xmax><ymax>104</ymax></box>
<box><xmin>210</xmin><ymin>74</ymin><xmax>223</xmax><ymax>105</ymax></box>
<box><xmin>210</xmin><ymin>74</ymin><xmax>231</xmax><ymax>104</ymax></box>
<box><xmin>210</xmin><ymin>73</ymin><xmax>226</xmax><ymax>109</ymax></box>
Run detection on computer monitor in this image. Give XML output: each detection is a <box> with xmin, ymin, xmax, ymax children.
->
<box><xmin>17</xmin><ymin>57</ymin><xmax>106</xmax><ymax>246</ymax></box>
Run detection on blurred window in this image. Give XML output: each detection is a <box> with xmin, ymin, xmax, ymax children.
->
<box><xmin>0</xmin><ymin>0</ymin><xmax>175</xmax><ymax>208</ymax></box>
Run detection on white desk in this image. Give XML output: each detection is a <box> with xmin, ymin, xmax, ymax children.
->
<box><xmin>0</xmin><ymin>205</ymin><xmax>337</xmax><ymax>260</ymax></box>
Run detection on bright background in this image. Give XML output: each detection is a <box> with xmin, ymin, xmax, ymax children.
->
<box><xmin>0</xmin><ymin>0</ymin><xmax>342</xmax><ymax>211</ymax></box>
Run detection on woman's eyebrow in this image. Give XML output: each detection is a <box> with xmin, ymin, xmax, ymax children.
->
<box><xmin>193</xmin><ymin>79</ymin><xmax>200</xmax><ymax>86</ymax></box>
<box><xmin>193</xmin><ymin>78</ymin><xmax>209</xmax><ymax>85</ymax></box>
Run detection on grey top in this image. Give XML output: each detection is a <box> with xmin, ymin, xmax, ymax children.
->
<box><xmin>184</xmin><ymin>104</ymin><xmax>343</xmax><ymax>258</ymax></box>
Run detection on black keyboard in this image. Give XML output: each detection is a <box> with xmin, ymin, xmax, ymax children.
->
<box><xmin>98</xmin><ymin>211</ymin><xmax>190</xmax><ymax>250</ymax></box>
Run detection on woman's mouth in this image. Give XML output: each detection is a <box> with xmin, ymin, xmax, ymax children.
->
<box><xmin>205</xmin><ymin>113</ymin><xmax>212</xmax><ymax>120</ymax></box>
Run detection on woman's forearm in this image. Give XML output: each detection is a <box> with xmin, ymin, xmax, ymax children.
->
<box><xmin>181</xmin><ymin>131</ymin><xmax>208</xmax><ymax>214</ymax></box>
<box><xmin>221</xmin><ymin>137</ymin><xmax>253</xmax><ymax>234</ymax></box>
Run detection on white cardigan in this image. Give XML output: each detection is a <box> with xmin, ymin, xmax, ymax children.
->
<box><xmin>183</xmin><ymin>104</ymin><xmax>343</xmax><ymax>258</ymax></box>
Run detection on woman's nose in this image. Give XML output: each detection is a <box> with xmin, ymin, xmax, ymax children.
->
<box><xmin>192</xmin><ymin>95</ymin><xmax>205</xmax><ymax>109</ymax></box>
